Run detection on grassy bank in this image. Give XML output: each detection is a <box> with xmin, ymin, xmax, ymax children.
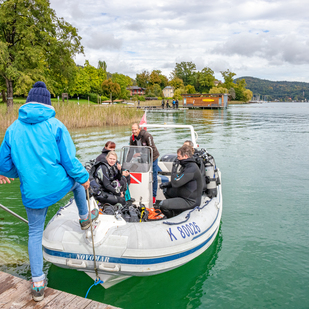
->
<box><xmin>0</xmin><ymin>102</ymin><xmax>143</xmax><ymax>131</ymax></box>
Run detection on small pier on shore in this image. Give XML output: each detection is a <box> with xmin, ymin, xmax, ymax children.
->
<box><xmin>0</xmin><ymin>271</ymin><xmax>120</xmax><ymax>309</ymax></box>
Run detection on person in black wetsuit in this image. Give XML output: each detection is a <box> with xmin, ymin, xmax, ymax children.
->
<box><xmin>159</xmin><ymin>145</ymin><xmax>203</xmax><ymax>218</ymax></box>
<box><xmin>96</xmin><ymin>140</ymin><xmax>130</xmax><ymax>183</ymax></box>
<box><xmin>96</xmin><ymin>141</ymin><xmax>116</xmax><ymax>163</ymax></box>
<box><xmin>94</xmin><ymin>151</ymin><xmax>126</xmax><ymax>205</ymax></box>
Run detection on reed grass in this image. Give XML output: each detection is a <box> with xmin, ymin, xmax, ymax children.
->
<box><xmin>0</xmin><ymin>102</ymin><xmax>144</xmax><ymax>131</ymax></box>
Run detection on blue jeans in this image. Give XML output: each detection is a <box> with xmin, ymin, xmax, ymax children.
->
<box><xmin>153</xmin><ymin>159</ymin><xmax>158</xmax><ymax>197</ymax></box>
<box><xmin>25</xmin><ymin>182</ymin><xmax>88</xmax><ymax>282</ymax></box>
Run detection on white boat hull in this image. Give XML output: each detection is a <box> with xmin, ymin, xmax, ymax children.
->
<box><xmin>43</xmin><ymin>173</ymin><xmax>222</xmax><ymax>288</ymax></box>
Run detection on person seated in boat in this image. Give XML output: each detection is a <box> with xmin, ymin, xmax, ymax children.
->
<box><xmin>183</xmin><ymin>140</ymin><xmax>197</xmax><ymax>154</ymax></box>
<box><xmin>96</xmin><ymin>140</ymin><xmax>116</xmax><ymax>163</ymax></box>
<box><xmin>93</xmin><ymin>151</ymin><xmax>126</xmax><ymax>206</ymax></box>
<box><xmin>183</xmin><ymin>140</ymin><xmax>207</xmax><ymax>192</ymax></box>
<box><xmin>130</xmin><ymin>123</ymin><xmax>160</xmax><ymax>204</ymax></box>
<box><xmin>96</xmin><ymin>140</ymin><xmax>130</xmax><ymax>185</ymax></box>
<box><xmin>158</xmin><ymin>145</ymin><xmax>203</xmax><ymax>218</ymax></box>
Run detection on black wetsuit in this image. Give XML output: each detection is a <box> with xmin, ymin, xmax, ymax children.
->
<box><xmin>160</xmin><ymin>157</ymin><xmax>203</xmax><ymax>218</ymax></box>
<box><xmin>94</xmin><ymin>162</ymin><xmax>126</xmax><ymax>205</ymax></box>
<box><xmin>96</xmin><ymin>147</ymin><xmax>110</xmax><ymax>163</ymax></box>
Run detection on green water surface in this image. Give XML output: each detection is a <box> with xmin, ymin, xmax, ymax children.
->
<box><xmin>0</xmin><ymin>103</ymin><xmax>308</xmax><ymax>308</ymax></box>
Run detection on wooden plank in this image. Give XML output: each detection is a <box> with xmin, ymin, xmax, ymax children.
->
<box><xmin>0</xmin><ymin>283</ymin><xmax>32</xmax><ymax>309</ymax></box>
<box><xmin>0</xmin><ymin>278</ymin><xmax>30</xmax><ymax>307</ymax></box>
<box><xmin>0</xmin><ymin>272</ymin><xmax>121</xmax><ymax>309</ymax></box>
<box><xmin>18</xmin><ymin>287</ymin><xmax>60</xmax><ymax>309</ymax></box>
<box><xmin>41</xmin><ymin>291</ymin><xmax>76</xmax><ymax>309</ymax></box>
<box><xmin>0</xmin><ymin>273</ymin><xmax>23</xmax><ymax>296</ymax></box>
<box><xmin>64</xmin><ymin>297</ymin><xmax>92</xmax><ymax>309</ymax></box>
<box><xmin>85</xmin><ymin>302</ymin><xmax>110</xmax><ymax>309</ymax></box>
<box><xmin>0</xmin><ymin>271</ymin><xmax>11</xmax><ymax>284</ymax></box>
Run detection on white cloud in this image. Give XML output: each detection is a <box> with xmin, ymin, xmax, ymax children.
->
<box><xmin>50</xmin><ymin>0</ymin><xmax>309</xmax><ymax>81</ymax></box>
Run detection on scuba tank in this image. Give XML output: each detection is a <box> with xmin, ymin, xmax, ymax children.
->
<box><xmin>207</xmin><ymin>154</ymin><xmax>220</xmax><ymax>185</ymax></box>
<box><xmin>205</xmin><ymin>161</ymin><xmax>217</xmax><ymax>198</ymax></box>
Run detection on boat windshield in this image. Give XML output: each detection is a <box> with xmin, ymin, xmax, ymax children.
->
<box><xmin>120</xmin><ymin>146</ymin><xmax>152</xmax><ymax>173</ymax></box>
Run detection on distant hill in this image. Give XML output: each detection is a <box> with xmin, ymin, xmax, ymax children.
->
<box><xmin>235</xmin><ymin>76</ymin><xmax>309</xmax><ymax>101</ymax></box>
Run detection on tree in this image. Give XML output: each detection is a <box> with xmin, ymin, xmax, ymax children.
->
<box><xmin>234</xmin><ymin>78</ymin><xmax>251</xmax><ymax>101</ymax></box>
<box><xmin>221</xmin><ymin>69</ymin><xmax>236</xmax><ymax>89</ymax></box>
<box><xmin>185</xmin><ymin>85</ymin><xmax>196</xmax><ymax>94</ymax></box>
<box><xmin>229</xmin><ymin>87</ymin><xmax>236</xmax><ymax>100</ymax></box>
<box><xmin>171</xmin><ymin>62</ymin><xmax>196</xmax><ymax>86</ymax></box>
<box><xmin>173</xmin><ymin>87</ymin><xmax>186</xmax><ymax>100</ymax></box>
<box><xmin>112</xmin><ymin>73</ymin><xmax>132</xmax><ymax>99</ymax></box>
<box><xmin>149</xmin><ymin>71</ymin><xmax>161</xmax><ymax>85</ymax></box>
<box><xmin>84</xmin><ymin>60</ymin><xmax>105</xmax><ymax>94</ymax></box>
<box><xmin>243</xmin><ymin>89</ymin><xmax>253</xmax><ymax>102</ymax></box>
<box><xmin>0</xmin><ymin>75</ymin><xmax>6</xmax><ymax>103</ymax></box>
<box><xmin>0</xmin><ymin>0</ymin><xmax>83</xmax><ymax>111</ymax></box>
<box><xmin>209</xmin><ymin>86</ymin><xmax>229</xmax><ymax>94</ymax></box>
<box><xmin>69</xmin><ymin>66</ymin><xmax>91</xmax><ymax>96</ymax></box>
<box><xmin>195</xmin><ymin>67</ymin><xmax>215</xmax><ymax>93</ymax></box>
<box><xmin>136</xmin><ymin>71</ymin><xmax>149</xmax><ymax>88</ymax></box>
<box><xmin>101</xmin><ymin>79</ymin><xmax>121</xmax><ymax>100</ymax></box>
<box><xmin>159</xmin><ymin>74</ymin><xmax>168</xmax><ymax>89</ymax></box>
<box><xmin>146</xmin><ymin>84</ymin><xmax>162</xmax><ymax>97</ymax></box>
<box><xmin>169</xmin><ymin>77</ymin><xmax>184</xmax><ymax>89</ymax></box>
<box><xmin>98</xmin><ymin>60</ymin><xmax>107</xmax><ymax>72</ymax></box>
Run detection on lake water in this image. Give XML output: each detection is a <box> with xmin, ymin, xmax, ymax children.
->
<box><xmin>0</xmin><ymin>103</ymin><xmax>309</xmax><ymax>308</ymax></box>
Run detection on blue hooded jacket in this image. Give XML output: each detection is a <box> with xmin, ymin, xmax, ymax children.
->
<box><xmin>0</xmin><ymin>103</ymin><xmax>89</xmax><ymax>209</ymax></box>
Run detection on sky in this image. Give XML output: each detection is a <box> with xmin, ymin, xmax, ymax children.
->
<box><xmin>50</xmin><ymin>0</ymin><xmax>309</xmax><ymax>82</ymax></box>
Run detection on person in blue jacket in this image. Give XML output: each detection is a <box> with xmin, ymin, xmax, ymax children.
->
<box><xmin>0</xmin><ymin>82</ymin><xmax>98</xmax><ymax>302</ymax></box>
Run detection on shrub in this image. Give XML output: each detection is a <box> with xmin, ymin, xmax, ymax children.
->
<box><xmin>101</xmin><ymin>95</ymin><xmax>109</xmax><ymax>101</ymax></box>
<box><xmin>87</xmin><ymin>93</ymin><xmax>100</xmax><ymax>103</ymax></box>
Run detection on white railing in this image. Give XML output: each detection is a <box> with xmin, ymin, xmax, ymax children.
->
<box><xmin>141</xmin><ymin>124</ymin><xmax>198</xmax><ymax>148</ymax></box>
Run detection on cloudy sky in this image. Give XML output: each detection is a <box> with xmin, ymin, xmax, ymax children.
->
<box><xmin>50</xmin><ymin>0</ymin><xmax>309</xmax><ymax>82</ymax></box>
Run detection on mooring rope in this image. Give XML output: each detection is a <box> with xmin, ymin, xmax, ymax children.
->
<box><xmin>85</xmin><ymin>189</ymin><xmax>103</xmax><ymax>298</ymax></box>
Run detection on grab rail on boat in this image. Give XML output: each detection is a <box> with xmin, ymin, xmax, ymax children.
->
<box><xmin>141</xmin><ymin>124</ymin><xmax>198</xmax><ymax>148</ymax></box>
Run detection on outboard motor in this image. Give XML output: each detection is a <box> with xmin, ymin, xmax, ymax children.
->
<box><xmin>205</xmin><ymin>161</ymin><xmax>217</xmax><ymax>198</ymax></box>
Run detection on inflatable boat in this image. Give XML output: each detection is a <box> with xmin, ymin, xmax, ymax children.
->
<box><xmin>42</xmin><ymin>125</ymin><xmax>222</xmax><ymax>288</ymax></box>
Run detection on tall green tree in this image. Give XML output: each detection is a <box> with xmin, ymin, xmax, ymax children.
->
<box><xmin>69</xmin><ymin>66</ymin><xmax>91</xmax><ymax>96</ymax></box>
<box><xmin>101</xmin><ymin>79</ymin><xmax>121</xmax><ymax>100</ymax></box>
<box><xmin>221</xmin><ymin>69</ymin><xmax>236</xmax><ymax>89</ymax></box>
<box><xmin>83</xmin><ymin>60</ymin><xmax>105</xmax><ymax>94</ymax></box>
<box><xmin>136</xmin><ymin>71</ymin><xmax>149</xmax><ymax>88</ymax></box>
<box><xmin>98</xmin><ymin>60</ymin><xmax>107</xmax><ymax>72</ymax></box>
<box><xmin>0</xmin><ymin>0</ymin><xmax>83</xmax><ymax>111</ymax></box>
<box><xmin>195</xmin><ymin>67</ymin><xmax>215</xmax><ymax>93</ymax></box>
<box><xmin>209</xmin><ymin>86</ymin><xmax>229</xmax><ymax>94</ymax></box>
<box><xmin>149</xmin><ymin>71</ymin><xmax>161</xmax><ymax>85</ymax></box>
<box><xmin>169</xmin><ymin>77</ymin><xmax>184</xmax><ymax>89</ymax></box>
<box><xmin>171</xmin><ymin>62</ymin><xmax>196</xmax><ymax>86</ymax></box>
<box><xmin>112</xmin><ymin>73</ymin><xmax>132</xmax><ymax>99</ymax></box>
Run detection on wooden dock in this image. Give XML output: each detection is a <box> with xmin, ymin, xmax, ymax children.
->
<box><xmin>0</xmin><ymin>271</ymin><xmax>120</xmax><ymax>309</ymax></box>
